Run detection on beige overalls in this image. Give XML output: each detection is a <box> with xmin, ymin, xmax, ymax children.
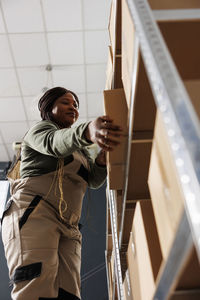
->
<box><xmin>1</xmin><ymin>151</ymin><xmax>90</xmax><ymax>300</ymax></box>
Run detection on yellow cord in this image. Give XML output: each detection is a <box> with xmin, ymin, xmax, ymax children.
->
<box><xmin>8</xmin><ymin>150</ymin><xmax>68</xmax><ymax>221</ymax></box>
<box><xmin>43</xmin><ymin>158</ymin><xmax>67</xmax><ymax>221</ymax></box>
<box><xmin>57</xmin><ymin>158</ymin><xmax>67</xmax><ymax>221</ymax></box>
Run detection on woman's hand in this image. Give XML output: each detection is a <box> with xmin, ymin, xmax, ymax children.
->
<box><xmin>85</xmin><ymin>115</ymin><xmax>122</xmax><ymax>151</ymax></box>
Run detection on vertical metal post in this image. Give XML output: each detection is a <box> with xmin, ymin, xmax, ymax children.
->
<box><xmin>108</xmin><ymin>189</ymin><xmax>124</xmax><ymax>300</ymax></box>
<box><xmin>126</xmin><ymin>0</ymin><xmax>200</xmax><ymax>260</ymax></box>
<box><xmin>118</xmin><ymin>36</ymin><xmax>140</xmax><ymax>249</ymax></box>
<box><xmin>105</xmin><ymin>250</ymin><xmax>110</xmax><ymax>300</ymax></box>
<box><xmin>111</xmin><ymin>0</ymin><xmax>117</xmax><ymax>90</ymax></box>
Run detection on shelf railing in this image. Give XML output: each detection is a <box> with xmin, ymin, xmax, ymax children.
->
<box><xmin>107</xmin><ymin>0</ymin><xmax>200</xmax><ymax>298</ymax></box>
<box><xmin>108</xmin><ymin>189</ymin><xmax>124</xmax><ymax>300</ymax></box>
<box><xmin>125</xmin><ymin>0</ymin><xmax>200</xmax><ymax>262</ymax></box>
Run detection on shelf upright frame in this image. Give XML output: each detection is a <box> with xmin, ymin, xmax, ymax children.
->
<box><xmin>111</xmin><ymin>0</ymin><xmax>118</xmax><ymax>90</ymax></box>
<box><xmin>104</xmin><ymin>250</ymin><xmax>110</xmax><ymax>300</ymax></box>
<box><xmin>126</xmin><ymin>0</ymin><xmax>200</xmax><ymax>260</ymax></box>
<box><xmin>108</xmin><ymin>189</ymin><xmax>124</xmax><ymax>300</ymax></box>
<box><xmin>153</xmin><ymin>9</ymin><xmax>200</xmax><ymax>21</ymax></box>
<box><xmin>108</xmin><ymin>0</ymin><xmax>125</xmax><ymax>298</ymax></box>
<box><xmin>122</xmin><ymin>0</ymin><xmax>200</xmax><ymax>297</ymax></box>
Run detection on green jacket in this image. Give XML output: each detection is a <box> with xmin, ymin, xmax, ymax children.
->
<box><xmin>20</xmin><ymin>120</ymin><xmax>107</xmax><ymax>189</ymax></box>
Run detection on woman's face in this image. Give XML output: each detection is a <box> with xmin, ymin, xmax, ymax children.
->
<box><xmin>51</xmin><ymin>92</ymin><xmax>79</xmax><ymax>128</ymax></box>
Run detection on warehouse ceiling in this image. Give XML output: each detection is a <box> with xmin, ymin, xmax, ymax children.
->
<box><xmin>0</xmin><ymin>0</ymin><xmax>111</xmax><ymax>161</ymax></box>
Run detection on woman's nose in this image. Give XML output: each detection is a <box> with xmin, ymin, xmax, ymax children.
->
<box><xmin>69</xmin><ymin>105</ymin><xmax>77</xmax><ymax>111</ymax></box>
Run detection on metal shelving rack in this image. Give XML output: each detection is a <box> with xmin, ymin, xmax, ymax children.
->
<box><xmin>105</xmin><ymin>0</ymin><xmax>125</xmax><ymax>298</ymax></box>
<box><xmin>106</xmin><ymin>0</ymin><xmax>200</xmax><ymax>299</ymax></box>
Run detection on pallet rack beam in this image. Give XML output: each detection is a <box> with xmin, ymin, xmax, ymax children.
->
<box><xmin>153</xmin><ymin>9</ymin><xmax>200</xmax><ymax>21</ymax></box>
<box><xmin>107</xmin><ymin>1</ymin><xmax>200</xmax><ymax>298</ymax></box>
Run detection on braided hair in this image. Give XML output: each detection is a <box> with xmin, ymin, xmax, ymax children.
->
<box><xmin>38</xmin><ymin>87</ymin><xmax>79</xmax><ymax>122</ymax></box>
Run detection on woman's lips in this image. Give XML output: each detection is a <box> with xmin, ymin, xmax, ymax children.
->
<box><xmin>66</xmin><ymin>112</ymin><xmax>76</xmax><ymax>118</ymax></box>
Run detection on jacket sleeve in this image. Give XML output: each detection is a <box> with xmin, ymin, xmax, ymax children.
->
<box><xmin>88</xmin><ymin>160</ymin><xmax>107</xmax><ymax>189</ymax></box>
<box><xmin>82</xmin><ymin>146</ymin><xmax>107</xmax><ymax>189</ymax></box>
<box><xmin>23</xmin><ymin>120</ymin><xmax>92</xmax><ymax>157</ymax></box>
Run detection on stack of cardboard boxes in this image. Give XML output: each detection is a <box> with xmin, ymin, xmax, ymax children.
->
<box><xmin>105</xmin><ymin>0</ymin><xmax>200</xmax><ymax>299</ymax></box>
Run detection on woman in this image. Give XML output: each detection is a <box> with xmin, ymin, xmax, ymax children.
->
<box><xmin>1</xmin><ymin>87</ymin><xmax>121</xmax><ymax>300</ymax></box>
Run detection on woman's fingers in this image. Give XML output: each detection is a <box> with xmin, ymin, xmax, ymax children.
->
<box><xmin>97</xmin><ymin>132</ymin><xmax>120</xmax><ymax>148</ymax></box>
<box><xmin>99</xmin><ymin>116</ymin><xmax>122</xmax><ymax>131</ymax></box>
<box><xmin>102</xmin><ymin>121</ymin><xmax>122</xmax><ymax>131</ymax></box>
<box><xmin>86</xmin><ymin>115</ymin><xmax>125</xmax><ymax>148</ymax></box>
<box><xmin>100</xmin><ymin>128</ymin><xmax>121</xmax><ymax>139</ymax></box>
<box><xmin>99</xmin><ymin>115</ymin><xmax>113</xmax><ymax>123</ymax></box>
<box><xmin>97</xmin><ymin>124</ymin><xmax>123</xmax><ymax>151</ymax></box>
<box><xmin>97</xmin><ymin>141</ymin><xmax>113</xmax><ymax>151</ymax></box>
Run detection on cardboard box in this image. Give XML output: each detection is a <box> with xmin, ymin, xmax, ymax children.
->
<box><xmin>127</xmin><ymin>200</ymin><xmax>162</xmax><ymax>300</ymax></box>
<box><xmin>104</xmin><ymin>88</ymin><xmax>128</xmax><ymax>189</ymax></box>
<box><xmin>158</xmin><ymin>20</ymin><xmax>200</xmax><ymax>81</ymax></box>
<box><xmin>121</xmin><ymin>0</ymin><xmax>136</xmax><ymax>107</ymax></box>
<box><xmin>107</xmin><ymin>164</ymin><xmax>125</xmax><ymax>190</ymax></box>
<box><xmin>184</xmin><ymin>80</ymin><xmax>200</xmax><ymax>120</ymax></box>
<box><xmin>127</xmin><ymin>232</ymin><xmax>141</xmax><ymax>300</ymax></box>
<box><xmin>170</xmin><ymin>290</ymin><xmax>200</xmax><ymax>300</ymax></box>
<box><xmin>123</xmin><ymin>270</ymin><xmax>133</xmax><ymax>300</ymax></box>
<box><xmin>107</xmin><ymin>208</ymin><xmax>112</xmax><ymax>235</ymax></box>
<box><xmin>154</xmin><ymin>246</ymin><xmax>200</xmax><ymax>297</ymax></box>
<box><xmin>176</xmin><ymin>246</ymin><xmax>200</xmax><ymax>289</ymax></box>
<box><xmin>108</xmin><ymin>0</ymin><xmax>122</xmax><ymax>89</ymax></box>
<box><xmin>148</xmin><ymin>112</ymin><xmax>185</xmax><ymax>259</ymax></box>
<box><xmin>103</xmin><ymin>88</ymin><xmax>128</xmax><ymax>164</ymax></box>
<box><xmin>148</xmin><ymin>0</ymin><xmax>200</xmax><ymax>9</ymax></box>
<box><xmin>107</xmin><ymin>259</ymin><xmax>113</xmax><ymax>300</ymax></box>
<box><xmin>131</xmin><ymin>55</ymin><xmax>156</xmax><ymax>132</ymax></box>
<box><xmin>114</xmin><ymin>55</ymin><xmax>123</xmax><ymax>89</ymax></box>
<box><xmin>107</xmin><ymin>252</ymin><xmax>117</xmax><ymax>300</ymax></box>
<box><xmin>105</xmin><ymin>46</ymin><xmax>113</xmax><ymax>90</ymax></box>
<box><xmin>110</xmin><ymin>250</ymin><xmax>115</xmax><ymax>283</ymax></box>
<box><xmin>148</xmin><ymin>113</ymin><xmax>200</xmax><ymax>288</ymax></box>
<box><xmin>122</xmin><ymin>12</ymin><xmax>200</xmax><ymax>130</ymax></box>
<box><xmin>122</xmin><ymin>206</ymin><xmax>135</xmax><ymax>245</ymax></box>
<box><xmin>122</xmin><ymin>0</ymin><xmax>156</xmax><ymax>131</ymax></box>
<box><xmin>113</xmin><ymin>190</ymin><xmax>123</xmax><ymax>238</ymax></box>
<box><xmin>107</xmin><ymin>234</ymin><xmax>113</xmax><ymax>252</ymax></box>
<box><xmin>108</xmin><ymin>0</ymin><xmax>121</xmax><ymax>55</ymax></box>
<box><xmin>127</xmin><ymin>141</ymin><xmax>152</xmax><ymax>200</ymax></box>
<box><xmin>112</xmin><ymin>190</ymin><xmax>136</xmax><ymax>243</ymax></box>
